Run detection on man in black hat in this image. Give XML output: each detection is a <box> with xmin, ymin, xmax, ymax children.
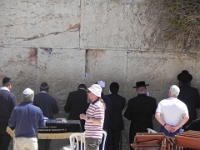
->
<box><xmin>0</xmin><ymin>77</ymin><xmax>16</xmax><ymax>150</ymax></box>
<box><xmin>33</xmin><ymin>82</ymin><xmax>59</xmax><ymax>150</ymax></box>
<box><xmin>124</xmin><ymin>81</ymin><xmax>157</xmax><ymax>150</ymax></box>
<box><xmin>177</xmin><ymin>70</ymin><xmax>200</xmax><ymax>129</ymax></box>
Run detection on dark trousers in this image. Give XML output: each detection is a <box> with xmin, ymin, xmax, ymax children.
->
<box><xmin>0</xmin><ymin>122</ymin><xmax>11</xmax><ymax>150</ymax></box>
<box><xmin>160</xmin><ymin>126</ymin><xmax>183</xmax><ymax>137</ymax></box>
<box><xmin>38</xmin><ymin>139</ymin><xmax>51</xmax><ymax>150</ymax></box>
<box><xmin>107</xmin><ymin>129</ymin><xmax>121</xmax><ymax>150</ymax></box>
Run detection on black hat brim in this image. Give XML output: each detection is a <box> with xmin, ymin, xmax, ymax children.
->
<box><xmin>133</xmin><ymin>84</ymin><xmax>149</xmax><ymax>88</ymax></box>
<box><xmin>177</xmin><ymin>74</ymin><xmax>193</xmax><ymax>82</ymax></box>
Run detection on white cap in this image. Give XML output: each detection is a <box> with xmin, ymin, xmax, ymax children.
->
<box><xmin>169</xmin><ymin>85</ymin><xmax>180</xmax><ymax>97</ymax></box>
<box><xmin>23</xmin><ymin>88</ymin><xmax>34</xmax><ymax>96</ymax></box>
<box><xmin>97</xmin><ymin>81</ymin><xmax>105</xmax><ymax>88</ymax></box>
<box><xmin>88</xmin><ymin>84</ymin><xmax>102</xmax><ymax>97</ymax></box>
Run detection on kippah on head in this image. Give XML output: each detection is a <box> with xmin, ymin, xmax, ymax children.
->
<box><xmin>22</xmin><ymin>88</ymin><xmax>34</xmax><ymax>102</ymax></box>
<box><xmin>2</xmin><ymin>77</ymin><xmax>11</xmax><ymax>85</ymax></box>
<box><xmin>23</xmin><ymin>88</ymin><xmax>34</xmax><ymax>96</ymax></box>
<box><xmin>40</xmin><ymin>82</ymin><xmax>49</xmax><ymax>90</ymax></box>
<box><xmin>78</xmin><ymin>84</ymin><xmax>87</xmax><ymax>90</ymax></box>
<box><xmin>97</xmin><ymin>81</ymin><xmax>105</xmax><ymax>88</ymax></box>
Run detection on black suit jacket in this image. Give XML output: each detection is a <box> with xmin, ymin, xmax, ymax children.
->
<box><xmin>185</xmin><ymin>118</ymin><xmax>200</xmax><ymax>131</ymax></box>
<box><xmin>33</xmin><ymin>92</ymin><xmax>59</xmax><ymax>119</ymax></box>
<box><xmin>0</xmin><ymin>89</ymin><xmax>16</xmax><ymax>123</ymax></box>
<box><xmin>178</xmin><ymin>84</ymin><xmax>200</xmax><ymax>128</ymax></box>
<box><xmin>107</xmin><ymin>93</ymin><xmax>126</xmax><ymax>130</ymax></box>
<box><xmin>64</xmin><ymin>89</ymin><xmax>89</xmax><ymax>131</ymax></box>
<box><xmin>124</xmin><ymin>94</ymin><xmax>157</xmax><ymax>143</ymax></box>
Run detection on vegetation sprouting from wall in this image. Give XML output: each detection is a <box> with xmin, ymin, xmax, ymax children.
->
<box><xmin>149</xmin><ymin>0</ymin><xmax>200</xmax><ymax>50</ymax></box>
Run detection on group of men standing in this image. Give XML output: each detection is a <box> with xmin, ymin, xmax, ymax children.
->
<box><xmin>64</xmin><ymin>70</ymin><xmax>200</xmax><ymax>150</ymax></box>
<box><xmin>64</xmin><ymin>81</ymin><xmax>126</xmax><ymax>150</ymax></box>
<box><xmin>1</xmin><ymin>69</ymin><xmax>200</xmax><ymax>150</ymax></box>
<box><xmin>0</xmin><ymin>77</ymin><xmax>59</xmax><ymax>150</ymax></box>
<box><xmin>124</xmin><ymin>70</ymin><xmax>200</xmax><ymax>150</ymax></box>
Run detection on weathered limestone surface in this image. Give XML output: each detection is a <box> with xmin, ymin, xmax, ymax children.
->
<box><xmin>0</xmin><ymin>0</ymin><xmax>200</xmax><ymax>150</ymax></box>
<box><xmin>85</xmin><ymin>49</ymin><xmax>127</xmax><ymax>93</ymax></box>
<box><xmin>0</xmin><ymin>47</ymin><xmax>37</xmax><ymax>99</ymax></box>
<box><xmin>37</xmin><ymin>48</ymin><xmax>86</xmax><ymax>117</ymax></box>
<box><xmin>80</xmin><ymin>0</ymin><xmax>166</xmax><ymax>50</ymax></box>
<box><xmin>0</xmin><ymin>0</ymin><xmax>80</xmax><ymax>48</ymax></box>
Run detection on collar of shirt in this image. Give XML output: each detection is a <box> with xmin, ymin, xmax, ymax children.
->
<box><xmin>20</xmin><ymin>102</ymin><xmax>32</xmax><ymax>106</ymax></box>
<box><xmin>40</xmin><ymin>91</ymin><xmax>47</xmax><ymax>94</ymax></box>
<box><xmin>167</xmin><ymin>97</ymin><xmax>177</xmax><ymax>100</ymax></box>
<box><xmin>138</xmin><ymin>93</ymin><xmax>147</xmax><ymax>96</ymax></box>
<box><xmin>92</xmin><ymin>99</ymin><xmax>99</xmax><ymax>104</ymax></box>
<box><xmin>0</xmin><ymin>87</ymin><xmax>10</xmax><ymax>92</ymax></box>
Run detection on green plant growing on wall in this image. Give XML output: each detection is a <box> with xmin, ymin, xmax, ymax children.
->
<box><xmin>150</xmin><ymin>0</ymin><xmax>200</xmax><ymax>49</ymax></box>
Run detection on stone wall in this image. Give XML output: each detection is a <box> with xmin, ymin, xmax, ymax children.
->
<box><xmin>1</xmin><ymin>0</ymin><xmax>200</xmax><ymax>150</ymax></box>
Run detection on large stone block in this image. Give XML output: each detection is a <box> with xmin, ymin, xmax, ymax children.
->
<box><xmin>36</xmin><ymin>48</ymin><xmax>86</xmax><ymax>105</ymax></box>
<box><xmin>0</xmin><ymin>47</ymin><xmax>37</xmax><ymax>103</ymax></box>
<box><xmin>126</xmin><ymin>50</ymin><xmax>197</xmax><ymax>100</ymax></box>
<box><xmin>0</xmin><ymin>0</ymin><xmax>80</xmax><ymax>48</ymax></box>
<box><xmin>85</xmin><ymin>49</ymin><xmax>127</xmax><ymax>95</ymax></box>
<box><xmin>80</xmin><ymin>0</ymin><xmax>165</xmax><ymax>49</ymax></box>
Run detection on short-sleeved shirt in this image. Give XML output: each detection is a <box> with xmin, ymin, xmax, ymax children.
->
<box><xmin>84</xmin><ymin>99</ymin><xmax>104</xmax><ymax>140</ymax></box>
<box><xmin>156</xmin><ymin>97</ymin><xmax>188</xmax><ymax>126</ymax></box>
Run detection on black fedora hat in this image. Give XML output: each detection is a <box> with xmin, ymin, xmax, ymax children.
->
<box><xmin>133</xmin><ymin>81</ymin><xmax>149</xmax><ymax>88</ymax></box>
<box><xmin>177</xmin><ymin>70</ymin><xmax>193</xmax><ymax>82</ymax></box>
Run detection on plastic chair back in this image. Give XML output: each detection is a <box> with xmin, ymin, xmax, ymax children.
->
<box><xmin>147</xmin><ymin>128</ymin><xmax>157</xmax><ymax>133</ymax></box>
<box><xmin>97</xmin><ymin>130</ymin><xmax>107</xmax><ymax>150</ymax></box>
<box><xmin>70</xmin><ymin>132</ymin><xmax>85</xmax><ymax>150</ymax></box>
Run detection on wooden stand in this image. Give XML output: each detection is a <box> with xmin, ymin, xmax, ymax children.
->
<box><xmin>131</xmin><ymin>132</ymin><xmax>176</xmax><ymax>150</ymax></box>
<box><xmin>175</xmin><ymin>130</ymin><xmax>200</xmax><ymax>150</ymax></box>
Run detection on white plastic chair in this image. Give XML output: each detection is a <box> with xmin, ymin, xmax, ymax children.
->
<box><xmin>97</xmin><ymin>130</ymin><xmax>107</xmax><ymax>150</ymax></box>
<box><xmin>147</xmin><ymin>128</ymin><xmax>157</xmax><ymax>133</ymax></box>
<box><xmin>70</xmin><ymin>132</ymin><xmax>85</xmax><ymax>150</ymax></box>
<box><xmin>60</xmin><ymin>132</ymin><xmax>85</xmax><ymax>150</ymax></box>
<box><xmin>60</xmin><ymin>131</ymin><xmax>107</xmax><ymax>150</ymax></box>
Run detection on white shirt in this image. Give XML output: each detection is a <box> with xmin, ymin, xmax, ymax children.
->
<box><xmin>0</xmin><ymin>87</ymin><xmax>10</xmax><ymax>92</ymax></box>
<box><xmin>156</xmin><ymin>97</ymin><xmax>188</xmax><ymax>126</ymax></box>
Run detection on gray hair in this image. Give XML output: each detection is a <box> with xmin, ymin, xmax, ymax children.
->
<box><xmin>22</xmin><ymin>92</ymin><xmax>34</xmax><ymax>102</ymax></box>
<box><xmin>169</xmin><ymin>85</ymin><xmax>180</xmax><ymax>97</ymax></box>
